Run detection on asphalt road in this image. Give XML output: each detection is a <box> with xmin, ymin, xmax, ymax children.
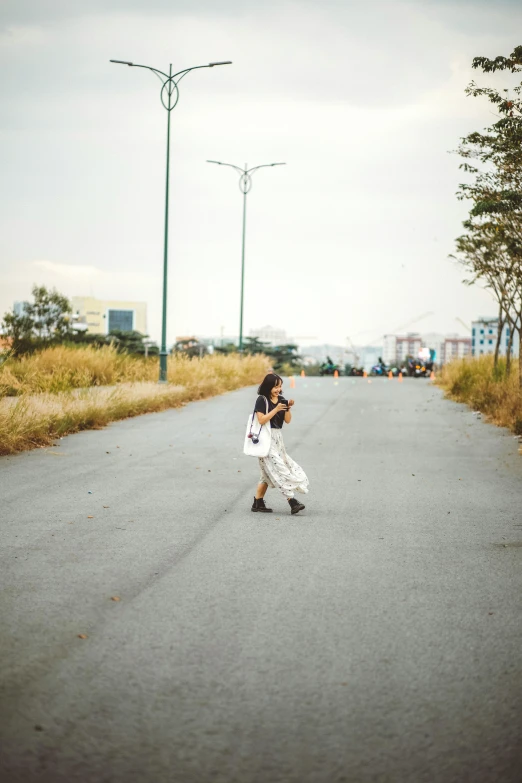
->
<box><xmin>1</xmin><ymin>377</ymin><xmax>521</xmax><ymax>783</ymax></box>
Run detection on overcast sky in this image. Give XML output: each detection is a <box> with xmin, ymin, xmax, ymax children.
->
<box><xmin>1</xmin><ymin>0</ymin><xmax>522</xmax><ymax>347</ymax></box>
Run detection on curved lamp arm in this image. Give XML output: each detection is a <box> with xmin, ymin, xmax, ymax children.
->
<box><xmin>207</xmin><ymin>160</ymin><xmax>286</xmax><ymax>196</ymax></box>
<box><xmin>172</xmin><ymin>62</ymin><xmax>232</xmax><ymax>81</ymax></box>
<box><xmin>110</xmin><ymin>61</ymin><xmax>232</xmax><ymax>81</ymax></box>
<box><xmin>207</xmin><ymin>160</ymin><xmax>246</xmax><ymax>175</ymax></box>
<box><xmin>248</xmin><ymin>162</ymin><xmax>286</xmax><ymax>176</ymax></box>
<box><xmin>110</xmin><ymin>60</ymin><xmax>169</xmax><ymax>79</ymax></box>
<box><xmin>111</xmin><ymin>60</ymin><xmax>232</xmax><ymax>112</ymax></box>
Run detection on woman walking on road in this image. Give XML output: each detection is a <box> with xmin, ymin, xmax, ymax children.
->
<box><xmin>251</xmin><ymin>373</ymin><xmax>309</xmax><ymax>515</ymax></box>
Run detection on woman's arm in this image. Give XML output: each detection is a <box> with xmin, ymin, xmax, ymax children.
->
<box><xmin>284</xmin><ymin>399</ymin><xmax>294</xmax><ymax>424</ymax></box>
<box><xmin>256</xmin><ymin>402</ymin><xmax>287</xmax><ymax>426</ymax></box>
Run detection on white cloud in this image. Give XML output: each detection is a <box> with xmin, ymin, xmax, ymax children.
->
<box><xmin>32</xmin><ymin>261</ymin><xmax>108</xmax><ymax>279</ymax></box>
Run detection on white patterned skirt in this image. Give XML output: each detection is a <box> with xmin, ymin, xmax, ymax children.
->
<box><xmin>258</xmin><ymin>428</ymin><xmax>309</xmax><ymax>499</ymax></box>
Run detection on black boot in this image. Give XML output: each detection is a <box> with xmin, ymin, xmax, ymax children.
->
<box><xmin>288</xmin><ymin>497</ymin><xmax>305</xmax><ymax>515</ymax></box>
<box><xmin>251</xmin><ymin>496</ymin><xmax>273</xmax><ymax>513</ymax></box>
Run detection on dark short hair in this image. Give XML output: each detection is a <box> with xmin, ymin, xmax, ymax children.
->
<box><xmin>258</xmin><ymin>373</ymin><xmax>283</xmax><ymax>398</ymax></box>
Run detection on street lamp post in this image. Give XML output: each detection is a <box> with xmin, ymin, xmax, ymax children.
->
<box><xmin>206</xmin><ymin>160</ymin><xmax>285</xmax><ymax>351</ymax></box>
<box><xmin>110</xmin><ymin>59</ymin><xmax>232</xmax><ymax>382</ymax></box>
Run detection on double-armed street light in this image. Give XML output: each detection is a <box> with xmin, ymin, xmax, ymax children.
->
<box><xmin>206</xmin><ymin>160</ymin><xmax>285</xmax><ymax>351</ymax></box>
<box><xmin>110</xmin><ymin>58</ymin><xmax>232</xmax><ymax>382</ymax></box>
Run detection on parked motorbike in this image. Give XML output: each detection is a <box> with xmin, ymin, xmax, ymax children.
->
<box><xmin>370</xmin><ymin>359</ymin><xmax>404</xmax><ymax>377</ymax></box>
<box><xmin>407</xmin><ymin>357</ymin><xmax>433</xmax><ymax>378</ymax></box>
<box><xmin>370</xmin><ymin>361</ymin><xmax>387</xmax><ymax>376</ymax></box>
<box><xmin>319</xmin><ymin>356</ymin><xmax>342</xmax><ymax>376</ymax></box>
<box><xmin>370</xmin><ymin>357</ymin><xmax>400</xmax><ymax>376</ymax></box>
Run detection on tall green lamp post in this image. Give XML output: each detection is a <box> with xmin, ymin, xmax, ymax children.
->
<box><xmin>206</xmin><ymin>161</ymin><xmax>285</xmax><ymax>351</ymax></box>
<box><xmin>110</xmin><ymin>59</ymin><xmax>232</xmax><ymax>382</ymax></box>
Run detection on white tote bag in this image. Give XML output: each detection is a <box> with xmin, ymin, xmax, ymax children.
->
<box><xmin>243</xmin><ymin>395</ymin><xmax>271</xmax><ymax>457</ymax></box>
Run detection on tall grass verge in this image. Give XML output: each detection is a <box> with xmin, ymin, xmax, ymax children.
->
<box><xmin>0</xmin><ymin>345</ymin><xmax>270</xmax><ymax>397</ymax></box>
<box><xmin>1</xmin><ymin>345</ymin><xmax>164</xmax><ymax>396</ymax></box>
<box><xmin>437</xmin><ymin>355</ymin><xmax>522</xmax><ymax>435</ymax></box>
<box><xmin>0</xmin><ymin>349</ymin><xmax>270</xmax><ymax>455</ymax></box>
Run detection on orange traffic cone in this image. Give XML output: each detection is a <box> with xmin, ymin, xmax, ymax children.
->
<box><xmin>290</xmin><ymin>376</ymin><xmax>296</xmax><ymax>388</ymax></box>
<box><xmin>334</xmin><ymin>369</ymin><xmax>339</xmax><ymax>378</ymax></box>
<box><xmin>300</xmin><ymin>369</ymin><xmax>305</xmax><ymax>378</ymax></box>
<box><xmin>430</xmin><ymin>371</ymin><xmax>435</xmax><ymax>380</ymax></box>
<box><xmin>363</xmin><ymin>370</ymin><xmax>367</xmax><ymax>378</ymax></box>
<box><xmin>388</xmin><ymin>371</ymin><xmax>392</xmax><ymax>379</ymax></box>
<box><xmin>398</xmin><ymin>372</ymin><xmax>403</xmax><ymax>382</ymax></box>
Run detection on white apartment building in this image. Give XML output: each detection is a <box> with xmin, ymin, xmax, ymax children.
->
<box><xmin>13</xmin><ymin>301</ymin><xmax>30</xmax><ymax>317</ymax></box>
<box><xmin>382</xmin><ymin>335</ymin><xmax>396</xmax><ymax>365</ymax></box>
<box><xmin>442</xmin><ymin>335</ymin><xmax>472</xmax><ymax>363</ymax></box>
<box><xmin>471</xmin><ymin>317</ymin><xmax>519</xmax><ymax>357</ymax></box>
<box><xmin>71</xmin><ymin>296</ymin><xmax>147</xmax><ymax>336</ymax></box>
<box><xmin>383</xmin><ymin>333</ymin><xmax>422</xmax><ymax>365</ymax></box>
<box><xmin>384</xmin><ymin>332</ymin><xmax>471</xmax><ymax>366</ymax></box>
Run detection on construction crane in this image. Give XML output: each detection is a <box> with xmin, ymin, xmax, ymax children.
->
<box><xmin>349</xmin><ymin>312</ymin><xmax>435</xmax><ymax>348</ymax></box>
<box><xmin>388</xmin><ymin>311</ymin><xmax>434</xmax><ymax>335</ymax></box>
<box><xmin>345</xmin><ymin>335</ymin><xmax>360</xmax><ymax>366</ymax></box>
<box><xmin>455</xmin><ymin>317</ymin><xmax>471</xmax><ymax>332</ymax></box>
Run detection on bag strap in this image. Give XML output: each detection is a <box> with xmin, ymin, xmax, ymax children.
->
<box><xmin>249</xmin><ymin>395</ymin><xmax>269</xmax><ymax>435</ymax></box>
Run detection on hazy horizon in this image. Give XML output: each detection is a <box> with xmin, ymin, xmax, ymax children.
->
<box><xmin>2</xmin><ymin>0</ymin><xmax>522</xmax><ymax>346</ymax></box>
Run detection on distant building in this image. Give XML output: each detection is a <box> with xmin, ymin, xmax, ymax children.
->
<box><xmin>13</xmin><ymin>301</ymin><xmax>30</xmax><ymax>317</ymax></box>
<box><xmin>357</xmin><ymin>345</ymin><xmax>383</xmax><ymax>372</ymax></box>
<box><xmin>249</xmin><ymin>325</ymin><xmax>288</xmax><ymax>346</ymax></box>
<box><xmin>200</xmin><ymin>335</ymin><xmax>238</xmax><ymax>349</ymax></box>
<box><xmin>298</xmin><ymin>343</ymin><xmax>348</xmax><ymax>366</ymax></box>
<box><xmin>442</xmin><ymin>335</ymin><xmax>472</xmax><ymax>363</ymax></box>
<box><xmin>471</xmin><ymin>317</ymin><xmax>518</xmax><ymax>358</ymax></box>
<box><xmin>383</xmin><ymin>333</ymin><xmax>422</xmax><ymax>365</ymax></box>
<box><xmin>11</xmin><ymin>299</ymin><xmax>87</xmax><ymax>335</ymax></box>
<box><xmin>383</xmin><ymin>331</ymin><xmax>470</xmax><ymax>366</ymax></box>
<box><xmin>71</xmin><ymin>296</ymin><xmax>147</xmax><ymax>336</ymax></box>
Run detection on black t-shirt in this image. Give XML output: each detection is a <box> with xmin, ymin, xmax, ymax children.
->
<box><xmin>254</xmin><ymin>394</ymin><xmax>288</xmax><ymax>429</ymax></box>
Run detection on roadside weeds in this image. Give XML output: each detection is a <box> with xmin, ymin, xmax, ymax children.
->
<box><xmin>0</xmin><ymin>351</ymin><xmax>270</xmax><ymax>455</ymax></box>
<box><xmin>436</xmin><ymin>356</ymin><xmax>522</xmax><ymax>436</ymax></box>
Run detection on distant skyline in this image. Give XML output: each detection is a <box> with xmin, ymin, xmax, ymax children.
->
<box><xmin>2</xmin><ymin>0</ymin><xmax>521</xmax><ymax>345</ymax></box>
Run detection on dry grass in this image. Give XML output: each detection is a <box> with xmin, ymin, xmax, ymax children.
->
<box><xmin>0</xmin><ymin>384</ymin><xmax>188</xmax><ymax>454</ymax></box>
<box><xmin>436</xmin><ymin>355</ymin><xmax>522</xmax><ymax>435</ymax></box>
<box><xmin>0</xmin><ymin>345</ymin><xmax>194</xmax><ymax>396</ymax></box>
<box><xmin>0</xmin><ymin>345</ymin><xmax>270</xmax><ymax>397</ymax></box>
<box><xmin>0</xmin><ymin>348</ymin><xmax>271</xmax><ymax>455</ymax></box>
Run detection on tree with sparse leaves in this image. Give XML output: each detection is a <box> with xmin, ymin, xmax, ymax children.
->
<box><xmin>467</xmin><ymin>45</ymin><xmax>522</xmax><ymax>119</ymax></box>
<box><xmin>1</xmin><ymin>285</ymin><xmax>74</xmax><ymax>354</ymax></box>
<box><xmin>453</xmin><ymin>46</ymin><xmax>522</xmax><ymax>388</ymax></box>
<box><xmin>452</xmin><ymin>224</ymin><xmax>517</xmax><ymax>370</ymax></box>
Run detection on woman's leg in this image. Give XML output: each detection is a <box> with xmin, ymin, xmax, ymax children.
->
<box><xmin>252</xmin><ymin>481</ymin><xmax>272</xmax><ymax>512</ymax></box>
<box><xmin>255</xmin><ymin>482</ymin><xmax>268</xmax><ymax>500</ymax></box>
